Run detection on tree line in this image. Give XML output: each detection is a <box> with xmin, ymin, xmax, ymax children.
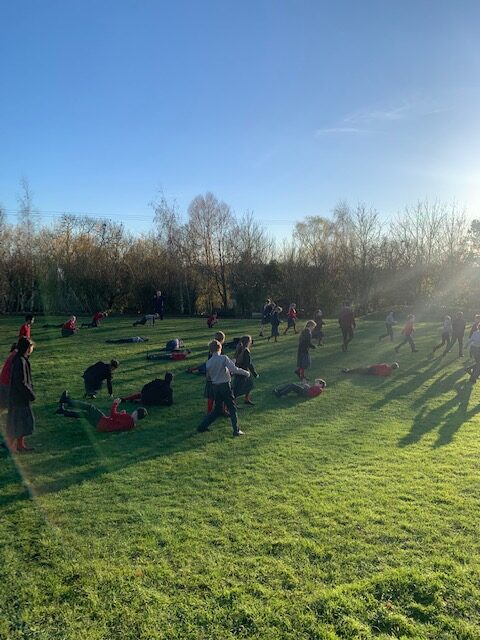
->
<box><xmin>0</xmin><ymin>182</ymin><xmax>479</xmax><ymax>316</ymax></box>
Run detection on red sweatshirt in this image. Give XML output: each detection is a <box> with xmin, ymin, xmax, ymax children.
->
<box><xmin>287</xmin><ymin>308</ymin><xmax>297</xmax><ymax>319</ymax></box>
<box><xmin>97</xmin><ymin>400</ymin><xmax>135</xmax><ymax>432</ymax></box>
<box><xmin>93</xmin><ymin>312</ymin><xmax>104</xmax><ymax>323</ymax></box>
<box><xmin>63</xmin><ymin>319</ymin><xmax>77</xmax><ymax>330</ymax></box>
<box><xmin>368</xmin><ymin>363</ymin><xmax>392</xmax><ymax>377</ymax></box>
<box><xmin>19</xmin><ymin>323</ymin><xmax>31</xmax><ymax>339</ymax></box>
<box><xmin>0</xmin><ymin>350</ymin><xmax>17</xmax><ymax>385</ymax></box>
<box><xmin>307</xmin><ymin>385</ymin><xmax>324</xmax><ymax>398</ymax></box>
<box><xmin>403</xmin><ymin>321</ymin><xmax>414</xmax><ymax>336</ymax></box>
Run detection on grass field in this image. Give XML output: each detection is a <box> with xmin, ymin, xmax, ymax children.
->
<box><xmin>1</xmin><ymin>315</ymin><xmax>480</xmax><ymax>640</ymax></box>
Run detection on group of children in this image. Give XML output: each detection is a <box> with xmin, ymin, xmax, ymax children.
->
<box><xmin>3</xmin><ymin>303</ymin><xmax>480</xmax><ymax>448</ymax></box>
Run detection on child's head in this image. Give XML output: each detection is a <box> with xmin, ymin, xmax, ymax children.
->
<box><xmin>164</xmin><ymin>372</ymin><xmax>174</xmax><ymax>384</ymax></box>
<box><xmin>456</xmin><ymin>311</ymin><xmax>463</xmax><ymax>318</ymax></box>
<box><xmin>317</xmin><ymin>309</ymin><xmax>323</xmax><ymax>316</ymax></box>
<box><xmin>475</xmin><ymin>314</ymin><xmax>480</xmax><ymax>322</ymax></box>
<box><xmin>214</xmin><ymin>331</ymin><xmax>225</xmax><ymax>344</ymax></box>
<box><xmin>306</xmin><ymin>320</ymin><xmax>317</xmax><ymax>330</ymax></box>
<box><xmin>290</xmin><ymin>303</ymin><xmax>296</xmax><ymax>308</ymax></box>
<box><xmin>276</xmin><ymin>306</ymin><xmax>282</xmax><ymax>312</ymax></box>
<box><xmin>136</xmin><ymin>407</ymin><xmax>148</xmax><ymax>420</ymax></box>
<box><xmin>70</xmin><ymin>315</ymin><xmax>76</xmax><ymax>322</ymax></box>
<box><xmin>209</xmin><ymin>339</ymin><xmax>222</xmax><ymax>354</ymax></box>
<box><xmin>110</xmin><ymin>359</ymin><xmax>119</xmax><ymax>370</ymax></box>
<box><xmin>25</xmin><ymin>314</ymin><xmax>34</xmax><ymax>324</ymax></box>
<box><xmin>241</xmin><ymin>335</ymin><xmax>252</xmax><ymax>349</ymax></box>
<box><xmin>445</xmin><ymin>315</ymin><xmax>451</xmax><ymax>321</ymax></box>
<box><xmin>408</xmin><ymin>314</ymin><xmax>415</xmax><ymax>321</ymax></box>
<box><xmin>314</xmin><ymin>378</ymin><xmax>326</xmax><ymax>389</ymax></box>
<box><xmin>17</xmin><ymin>337</ymin><xmax>33</xmax><ymax>357</ymax></box>
<box><xmin>391</xmin><ymin>362</ymin><xmax>400</xmax><ymax>370</ymax></box>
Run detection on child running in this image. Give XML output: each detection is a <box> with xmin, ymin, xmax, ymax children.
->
<box><xmin>445</xmin><ymin>311</ymin><xmax>466</xmax><ymax>357</ymax></box>
<box><xmin>259</xmin><ymin>299</ymin><xmax>275</xmax><ymax>337</ymax></box>
<box><xmin>465</xmin><ymin>329</ymin><xmax>480</xmax><ymax>383</ymax></box>
<box><xmin>207</xmin><ymin>313</ymin><xmax>218</xmax><ymax>329</ymax></box>
<box><xmin>268</xmin><ymin>306</ymin><xmax>282</xmax><ymax>342</ymax></box>
<box><xmin>283</xmin><ymin>303</ymin><xmax>298</xmax><ymax>335</ymax></box>
<box><xmin>232</xmin><ymin>335</ymin><xmax>258</xmax><ymax>405</ymax></box>
<box><xmin>204</xmin><ymin>331</ymin><xmax>226</xmax><ymax>413</ymax></box>
<box><xmin>295</xmin><ymin>320</ymin><xmax>317</xmax><ymax>380</ymax></box>
<box><xmin>197</xmin><ymin>339</ymin><xmax>250</xmax><ymax>437</ymax></box>
<box><xmin>432</xmin><ymin>315</ymin><xmax>452</xmax><ymax>354</ymax></box>
<box><xmin>379</xmin><ymin>311</ymin><xmax>396</xmax><ymax>341</ymax></box>
<box><xmin>395</xmin><ymin>315</ymin><xmax>418</xmax><ymax>353</ymax></box>
<box><xmin>338</xmin><ymin>304</ymin><xmax>356</xmax><ymax>352</ymax></box>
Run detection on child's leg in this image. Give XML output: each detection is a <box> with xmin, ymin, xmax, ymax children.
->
<box><xmin>207</xmin><ymin>398</ymin><xmax>214</xmax><ymax>413</ymax></box>
<box><xmin>121</xmin><ymin>392</ymin><xmax>142</xmax><ymax>402</ymax></box>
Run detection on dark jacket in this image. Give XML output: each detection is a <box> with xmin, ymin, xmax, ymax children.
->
<box><xmin>339</xmin><ymin>309</ymin><xmax>356</xmax><ymax>329</ymax></box>
<box><xmin>9</xmin><ymin>354</ymin><xmax>35</xmax><ymax>406</ymax></box>
<box><xmin>154</xmin><ymin>295</ymin><xmax>165</xmax><ymax>314</ymax></box>
<box><xmin>83</xmin><ymin>361</ymin><xmax>114</xmax><ymax>395</ymax></box>
<box><xmin>298</xmin><ymin>328</ymin><xmax>315</xmax><ymax>356</ymax></box>
<box><xmin>141</xmin><ymin>377</ymin><xmax>173</xmax><ymax>406</ymax></box>
<box><xmin>452</xmin><ymin>317</ymin><xmax>466</xmax><ymax>337</ymax></box>
<box><xmin>235</xmin><ymin>349</ymin><xmax>258</xmax><ymax>377</ymax></box>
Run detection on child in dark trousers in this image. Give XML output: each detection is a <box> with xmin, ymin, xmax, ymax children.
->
<box><xmin>268</xmin><ymin>306</ymin><xmax>282</xmax><ymax>342</ymax></box>
<box><xmin>295</xmin><ymin>320</ymin><xmax>317</xmax><ymax>380</ymax></box>
<box><xmin>395</xmin><ymin>315</ymin><xmax>418</xmax><ymax>353</ymax></box>
<box><xmin>197</xmin><ymin>340</ymin><xmax>250</xmax><ymax>437</ymax></box>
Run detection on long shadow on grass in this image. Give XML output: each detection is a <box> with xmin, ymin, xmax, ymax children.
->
<box><xmin>399</xmin><ymin>381</ymin><xmax>479</xmax><ymax>448</ymax></box>
<box><xmin>370</xmin><ymin>357</ymin><xmax>452</xmax><ymax>410</ymax></box>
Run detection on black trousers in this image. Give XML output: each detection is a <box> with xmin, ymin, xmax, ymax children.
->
<box><xmin>446</xmin><ymin>334</ymin><xmax>464</xmax><ymax>356</ymax></box>
<box><xmin>198</xmin><ymin>382</ymin><xmax>238</xmax><ymax>433</ymax></box>
<box><xmin>396</xmin><ymin>335</ymin><xmax>416</xmax><ymax>351</ymax></box>
<box><xmin>380</xmin><ymin>323</ymin><xmax>394</xmax><ymax>340</ymax></box>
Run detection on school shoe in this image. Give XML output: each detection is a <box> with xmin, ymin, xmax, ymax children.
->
<box><xmin>233</xmin><ymin>429</ymin><xmax>245</xmax><ymax>437</ymax></box>
<box><xmin>59</xmin><ymin>390</ymin><xmax>69</xmax><ymax>406</ymax></box>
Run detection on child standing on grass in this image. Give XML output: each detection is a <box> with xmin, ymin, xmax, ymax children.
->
<box><xmin>432</xmin><ymin>315</ymin><xmax>452</xmax><ymax>354</ymax></box>
<box><xmin>232</xmin><ymin>335</ymin><xmax>258</xmax><ymax>405</ymax></box>
<box><xmin>197</xmin><ymin>339</ymin><xmax>250</xmax><ymax>437</ymax></box>
<box><xmin>268</xmin><ymin>306</ymin><xmax>282</xmax><ymax>342</ymax></box>
<box><xmin>445</xmin><ymin>311</ymin><xmax>466</xmax><ymax>357</ymax></box>
<box><xmin>395</xmin><ymin>315</ymin><xmax>418</xmax><ymax>353</ymax></box>
<box><xmin>338</xmin><ymin>304</ymin><xmax>356</xmax><ymax>352</ymax></box>
<box><xmin>19</xmin><ymin>314</ymin><xmax>34</xmax><ymax>340</ymax></box>
<box><xmin>6</xmin><ymin>337</ymin><xmax>36</xmax><ymax>453</ymax></box>
<box><xmin>312</xmin><ymin>310</ymin><xmax>326</xmax><ymax>346</ymax></box>
<box><xmin>259</xmin><ymin>299</ymin><xmax>275</xmax><ymax>337</ymax></box>
<box><xmin>295</xmin><ymin>320</ymin><xmax>317</xmax><ymax>380</ymax></box>
<box><xmin>283</xmin><ymin>303</ymin><xmax>298</xmax><ymax>335</ymax></box>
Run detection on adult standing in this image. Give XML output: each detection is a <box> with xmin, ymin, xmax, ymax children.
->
<box><xmin>153</xmin><ymin>290</ymin><xmax>165</xmax><ymax>320</ymax></box>
<box><xmin>6</xmin><ymin>337</ymin><xmax>36</xmax><ymax>453</ymax></box>
<box><xmin>338</xmin><ymin>304</ymin><xmax>356</xmax><ymax>352</ymax></box>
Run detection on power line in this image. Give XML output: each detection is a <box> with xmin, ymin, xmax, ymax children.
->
<box><xmin>1</xmin><ymin>208</ymin><xmax>296</xmax><ymax>225</ymax></box>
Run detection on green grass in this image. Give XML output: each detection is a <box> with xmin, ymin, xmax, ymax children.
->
<box><xmin>1</xmin><ymin>316</ymin><xmax>480</xmax><ymax>639</ymax></box>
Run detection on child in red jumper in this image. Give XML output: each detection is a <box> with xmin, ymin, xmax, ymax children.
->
<box><xmin>395</xmin><ymin>315</ymin><xmax>418</xmax><ymax>353</ymax></box>
<box><xmin>19</xmin><ymin>315</ymin><xmax>34</xmax><ymax>339</ymax></box>
<box><xmin>342</xmin><ymin>362</ymin><xmax>399</xmax><ymax>376</ymax></box>
<box><xmin>283</xmin><ymin>303</ymin><xmax>298</xmax><ymax>335</ymax></box>
<box><xmin>56</xmin><ymin>392</ymin><xmax>147</xmax><ymax>432</ymax></box>
<box><xmin>207</xmin><ymin>313</ymin><xmax>218</xmax><ymax>329</ymax></box>
<box><xmin>82</xmin><ymin>311</ymin><xmax>107</xmax><ymax>328</ymax></box>
<box><xmin>274</xmin><ymin>378</ymin><xmax>326</xmax><ymax>398</ymax></box>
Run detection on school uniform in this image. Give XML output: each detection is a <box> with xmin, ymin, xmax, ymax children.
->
<box><xmin>286</xmin><ymin>309</ymin><xmax>297</xmax><ymax>329</ymax></box>
<box><xmin>61</xmin><ymin>319</ymin><xmax>77</xmax><ymax>337</ymax></box>
<box><xmin>275</xmin><ymin>381</ymin><xmax>324</xmax><ymax>398</ymax></box>
<box><xmin>447</xmin><ymin>316</ymin><xmax>466</xmax><ymax>356</ymax></box>
<box><xmin>7</xmin><ymin>353</ymin><xmax>35</xmax><ymax>440</ymax></box>
<box><xmin>232</xmin><ymin>349</ymin><xmax>257</xmax><ymax>398</ymax></box>
<box><xmin>197</xmin><ymin>353</ymin><xmax>249</xmax><ymax>435</ymax></box>
<box><xmin>396</xmin><ymin>320</ymin><xmax>416</xmax><ymax>352</ymax></box>
<box><xmin>19</xmin><ymin>323</ymin><xmax>31</xmax><ymax>339</ymax></box>
<box><xmin>82</xmin><ymin>361</ymin><xmax>114</xmax><ymax>396</ymax></box>
<box><xmin>297</xmin><ymin>328</ymin><xmax>315</xmax><ymax>370</ymax></box>
<box><xmin>0</xmin><ymin>350</ymin><xmax>17</xmax><ymax>409</ymax></box>
<box><xmin>270</xmin><ymin>311</ymin><xmax>281</xmax><ymax>338</ymax></box>
<box><xmin>339</xmin><ymin>309</ymin><xmax>356</xmax><ymax>349</ymax></box>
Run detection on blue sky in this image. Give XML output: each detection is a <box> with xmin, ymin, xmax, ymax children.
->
<box><xmin>1</xmin><ymin>0</ymin><xmax>480</xmax><ymax>236</ymax></box>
